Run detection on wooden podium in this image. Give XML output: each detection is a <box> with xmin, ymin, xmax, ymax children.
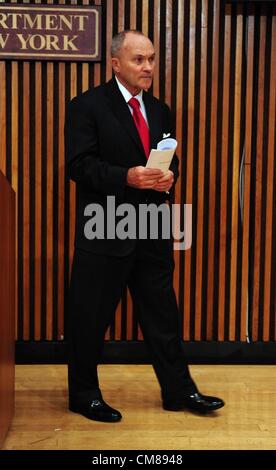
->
<box><xmin>0</xmin><ymin>171</ymin><xmax>15</xmax><ymax>448</ymax></box>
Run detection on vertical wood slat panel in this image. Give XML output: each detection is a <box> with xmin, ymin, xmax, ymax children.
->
<box><xmin>115</xmin><ymin>0</ymin><xmax>124</xmax><ymax>341</ymax></box>
<box><xmin>58</xmin><ymin>61</ymin><xmax>65</xmax><ymax>341</ymax></box>
<box><xmin>173</xmin><ymin>0</ymin><xmax>185</xmax><ymax>319</ymax></box>
<box><xmin>93</xmin><ymin>0</ymin><xmax>102</xmax><ymax>87</ymax></box>
<box><xmin>126</xmin><ymin>0</ymin><xmax>135</xmax><ymax>340</ymax></box>
<box><xmin>195</xmin><ymin>0</ymin><xmax>208</xmax><ymax>340</ymax></box>
<box><xmin>68</xmin><ymin>3</ymin><xmax>77</xmax><ymax>279</ymax></box>
<box><xmin>11</xmin><ymin>61</ymin><xmax>18</xmax><ymax>339</ymax></box>
<box><xmin>142</xmin><ymin>0</ymin><xmax>149</xmax><ymax>37</ymax></box>
<box><xmin>23</xmin><ymin>62</ymin><xmax>30</xmax><ymax>340</ymax></box>
<box><xmin>130</xmin><ymin>0</ymin><xmax>137</xmax><ymax>30</ymax></box>
<box><xmin>34</xmin><ymin>62</ymin><xmax>42</xmax><ymax>340</ymax></box>
<box><xmin>229</xmin><ymin>6</ymin><xmax>243</xmax><ymax>340</ymax></box>
<box><xmin>0</xmin><ymin>0</ymin><xmax>275</xmax><ymax>345</ymax></box>
<box><xmin>114</xmin><ymin>0</ymin><xmax>123</xmax><ymax>342</ymax></box>
<box><xmin>218</xmin><ymin>4</ymin><xmax>231</xmax><ymax>341</ymax></box>
<box><xmin>46</xmin><ymin>61</ymin><xmax>54</xmax><ymax>340</ymax></box>
<box><xmin>206</xmin><ymin>0</ymin><xmax>220</xmax><ymax>340</ymax></box>
<box><xmin>164</xmin><ymin>0</ymin><xmax>172</xmax><ymax>109</ymax></box>
<box><xmin>80</xmin><ymin>0</ymin><xmax>90</xmax><ymax>92</ymax></box>
<box><xmin>23</xmin><ymin>0</ymin><xmax>31</xmax><ymax>342</ymax></box>
<box><xmin>104</xmin><ymin>0</ymin><xmax>113</xmax><ymax>341</ymax></box>
<box><xmin>126</xmin><ymin>288</ymin><xmax>133</xmax><ymax>341</ymax></box>
<box><xmin>263</xmin><ymin>13</ymin><xmax>276</xmax><ymax>341</ymax></box>
<box><xmin>138</xmin><ymin>1</ymin><xmax>145</xmax><ymax>341</ymax></box>
<box><xmin>60</xmin><ymin>0</ymin><xmax>73</xmax><ymax>340</ymax></box>
<box><xmin>118</xmin><ymin>0</ymin><xmax>125</xmax><ymax>33</ymax></box>
<box><xmin>153</xmin><ymin>1</ymin><xmax>160</xmax><ymax>98</ymax></box>
<box><xmin>105</xmin><ymin>0</ymin><xmax>113</xmax><ymax>82</ymax></box>
<box><xmin>7</xmin><ymin>14</ymin><xmax>18</xmax><ymax>322</ymax></box>
<box><xmin>183</xmin><ymin>0</ymin><xmax>196</xmax><ymax>341</ymax></box>
<box><xmin>252</xmin><ymin>12</ymin><xmax>266</xmax><ymax>341</ymax></box>
<box><xmin>240</xmin><ymin>9</ymin><xmax>254</xmax><ymax>342</ymax></box>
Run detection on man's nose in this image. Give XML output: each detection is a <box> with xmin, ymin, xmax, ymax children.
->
<box><xmin>143</xmin><ymin>61</ymin><xmax>153</xmax><ymax>71</ymax></box>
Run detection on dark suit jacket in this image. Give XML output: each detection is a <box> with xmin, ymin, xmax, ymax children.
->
<box><xmin>65</xmin><ymin>78</ymin><xmax>179</xmax><ymax>256</ymax></box>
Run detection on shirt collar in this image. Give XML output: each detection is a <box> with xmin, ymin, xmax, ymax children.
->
<box><xmin>115</xmin><ymin>76</ymin><xmax>144</xmax><ymax>106</ymax></box>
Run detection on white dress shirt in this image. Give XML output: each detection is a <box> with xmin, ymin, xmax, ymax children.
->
<box><xmin>115</xmin><ymin>76</ymin><xmax>149</xmax><ymax>125</ymax></box>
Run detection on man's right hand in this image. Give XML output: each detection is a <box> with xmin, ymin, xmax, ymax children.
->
<box><xmin>126</xmin><ymin>166</ymin><xmax>164</xmax><ymax>189</ymax></box>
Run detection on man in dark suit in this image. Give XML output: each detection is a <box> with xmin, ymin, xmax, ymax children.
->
<box><xmin>65</xmin><ymin>30</ymin><xmax>224</xmax><ymax>422</ymax></box>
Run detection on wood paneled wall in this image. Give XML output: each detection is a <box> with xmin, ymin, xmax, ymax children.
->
<box><xmin>0</xmin><ymin>0</ymin><xmax>275</xmax><ymax>346</ymax></box>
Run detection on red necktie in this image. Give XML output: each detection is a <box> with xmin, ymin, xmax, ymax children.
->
<box><xmin>128</xmin><ymin>97</ymin><xmax>150</xmax><ymax>158</ymax></box>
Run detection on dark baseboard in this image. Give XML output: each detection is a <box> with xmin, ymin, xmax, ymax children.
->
<box><xmin>15</xmin><ymin>340</ymin><xmax>276</xmax><ymax>364</ymax></box>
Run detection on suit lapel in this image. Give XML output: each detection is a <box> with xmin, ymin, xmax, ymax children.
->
<box><xmin>104</xmin><ymin>79</ymin><xmax>146</xmax><ymax>157</ymax></box>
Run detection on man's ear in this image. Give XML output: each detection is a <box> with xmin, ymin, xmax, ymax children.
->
<box><xmin>111</xmin><ymin>58</ymin><xmax>120</xmax><ymax>74</ymax></box>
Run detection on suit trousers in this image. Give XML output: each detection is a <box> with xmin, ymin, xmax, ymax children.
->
<box><xmin>67</xmin><ymin>239</ymin><xmax>197</xmax><ymax>403</ymax></box>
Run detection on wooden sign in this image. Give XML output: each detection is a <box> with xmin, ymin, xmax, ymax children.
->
<box><xmin>0</xmin><ymin>4</ymin><xmax>101</xmax><ymax>62</ymax></box>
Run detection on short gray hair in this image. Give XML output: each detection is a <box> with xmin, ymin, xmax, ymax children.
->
<box><xmin>111</xmin><ymin>30</ymin><xmax>146</xmax><ymax>58</ymax></box>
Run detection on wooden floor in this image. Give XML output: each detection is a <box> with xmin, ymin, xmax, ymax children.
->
<box><xmin>2</xmin><ymin>364</ymin><xmax>276</xmax><ymax>450</ymax></box>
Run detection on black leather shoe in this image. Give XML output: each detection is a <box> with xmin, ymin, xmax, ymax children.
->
<box><xmin>163</xmin><ymin>392</ymin><xmax>225</xmax><ymax>414</ymax></box>
<box><xmin>69</xmin><ymin>398</ymin><xmax>122</xmax><ymax>422</ymax></box>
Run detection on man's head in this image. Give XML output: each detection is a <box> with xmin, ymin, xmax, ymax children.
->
<box><xmin>111</xmin><ymin>30</ymin><xmax>155</xmax><ymax>95</ymax></box>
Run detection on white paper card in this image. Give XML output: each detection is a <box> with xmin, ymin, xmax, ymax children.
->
<box><xmin>146</xmin><ymin>138</ymin><xmax>177</xmax><ymax>173</ymax></box>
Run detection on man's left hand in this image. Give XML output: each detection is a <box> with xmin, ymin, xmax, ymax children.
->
<box><xmin>153</xmin><ymin>170</ymin><xmax>174</xmax><ymax>192</ymax></box>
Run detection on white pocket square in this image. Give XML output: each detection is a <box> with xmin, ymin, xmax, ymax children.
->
<box><xmin>162</xmin><ymin>133</ymin><xmax>171</xmax><ymax>138</ymax></box>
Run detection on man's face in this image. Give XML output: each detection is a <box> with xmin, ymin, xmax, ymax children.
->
<box><xmin>112</xmin><ymin>33</ymin><xmax>155</xmax><ymax>95</ymax></box>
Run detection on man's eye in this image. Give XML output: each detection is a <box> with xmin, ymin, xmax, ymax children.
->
<box><xmin>135</xmin><ymin>58</ymin><xmax>143</xmax><ymax>64</ymax></box>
